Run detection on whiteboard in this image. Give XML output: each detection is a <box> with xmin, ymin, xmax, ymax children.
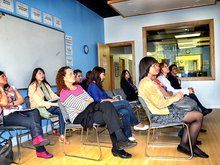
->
<box><xmin>0</xmin><ymin>14</ymin><xmax>65</xmax><ymax>89</ymax></box>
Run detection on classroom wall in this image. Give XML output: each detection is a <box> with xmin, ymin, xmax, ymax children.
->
<box><xmin>104</xmin><ymin>2</ymin><xmax>220</xmax><ymax>108</ymax></box>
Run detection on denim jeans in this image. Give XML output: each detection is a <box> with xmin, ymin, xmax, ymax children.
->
<box><xmin>4</xmin><ymin>109</ymin><xmax>43</xmax><ymax>138</ymax></box>
<box><xmin>47</xmin><ymin>106</ymin><xmax>65</xmax><ymax>135</ymax></box>
<box><xmin>112</xmin><ymin>100</ymin><xmax>139</xmax><ymax>138</ymax></box>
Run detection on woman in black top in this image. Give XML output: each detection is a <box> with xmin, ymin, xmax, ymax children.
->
<box><xmin>120</xmin><ymin>70</ymin><xmax>138</xmax><ymax>101</ymax></box>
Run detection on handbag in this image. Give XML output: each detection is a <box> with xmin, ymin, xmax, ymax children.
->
<box><xmin>0</xmin><ymin>137</ymin><xmax>14</xmax><ymax>165</ymax></box>
<box><xmin>172</xmin><ymin>96</ymin><xmax>197</xmax><ymax>111</ymax></box>
<box><xmin>37</xmin><ymin>107</ymin><xmax>52</xmax><ymax>119</ymax></box>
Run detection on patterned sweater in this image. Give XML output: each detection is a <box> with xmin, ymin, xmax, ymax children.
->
<box><xmin>60</xmin><ymin>85</ymin><xmax>94</xmax><ymax>123</ymax></box>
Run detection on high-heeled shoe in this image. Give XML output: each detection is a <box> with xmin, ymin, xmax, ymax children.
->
<box><xmin>177</xmin><ymin>145</ymin><xmax>192</xmax><ymax>156</ymax></box>
<box><xmin>193</xmin><ymin>146</ymin><xmax>209</xmax><ymax>158</ymax></box>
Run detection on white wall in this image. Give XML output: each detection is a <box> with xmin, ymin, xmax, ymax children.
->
<box><xmin>104</xmin><ymin>2</ymin><xmax>220</xmax><ymax>108</ymax></box>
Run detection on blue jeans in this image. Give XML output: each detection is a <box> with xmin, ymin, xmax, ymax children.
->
<box><xmin>4</xmin><ymin>109</ymin><xmax>43</xmax><ymax>138</ymax></box>
<box><xmin>47</xmin><ymin>106</ymin><xmax>65</xmax><ymax>135</ymax></box>
<box><xmin>4</xmin><ymin>109</ymin><xmax>46</xmax><ymax>152</ymax></box>
<box><xmin>112</xmin><ymin>100</ymin><xmax>139</xmax><ymax>138</ymax></box>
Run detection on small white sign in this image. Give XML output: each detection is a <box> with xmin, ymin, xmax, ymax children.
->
<box><xmin>16</xmin><ymin>1</ymin><xmax>28</xmax><ymax>18</ymax></box>
<box><xmin>66</xmin><ymin>45</ymin><xmax>72</xmax><ymax>56</ymax></box>
<box><xmin>65</xmin><ymin>35</ymin><xmax>72</xmax><ymax>45</ymax></box>
<box><xmin>54</xmin><ymin>16</ymin><xmax>62</xmax><ymax>29</ymax></box>
<box><xmin>31</xmin><ymin>8</ymin><xmax>41</xmax><ymax>22</ymax></box>
<box><xmin>66</xmin><ymin>55</ymin><xmax>73</xmax><ymax>66</ymax></box>
<box><xmin>43</xmin><ymin>12</ymin><xmax>52</xmax><ymax>26</ymax></box>
<box><xmin>0</xmin><ymin>0</ymin><xmax>14</xmax><ymax>12</ymax></box>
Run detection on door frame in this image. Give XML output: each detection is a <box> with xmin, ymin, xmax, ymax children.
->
<box><xmin>106</xmin><ymin>41</ymin><xmax>136</xmax><ymax>85</ymax></box>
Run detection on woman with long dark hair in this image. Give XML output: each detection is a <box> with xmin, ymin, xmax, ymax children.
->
<box><xmin>120</xmin><ymin>70</ymin><xmax>138</xmax><ymax>101</ymax></box>
<box><xmin>28</xmin><ymin>68</ymin><xmax>68</xmax><ymax>144</ymax></box>
<box><xmin>138</xmin><ymin>57</ymin><xmax>208</xmax><ymax>158</ymax></box>
<box><xmin>87</xmin><ymin>66</ymin><xmax>148</xmax><ymax>142</ymax></box>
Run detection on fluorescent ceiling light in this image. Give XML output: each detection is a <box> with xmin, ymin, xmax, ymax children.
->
<box><xmin>178</xmin><ymin>41</ymin><xmax>197</xmax><ymax>45</ymax></box>
<box><xmin>175</xmin><ymin>33</ymin><xmax>200</xmax><ymax>38</ymax></box>
<box><xmin>179</xmin><ymin>45</ymin><xmax>197</xmax><ymax>49</ymax></box>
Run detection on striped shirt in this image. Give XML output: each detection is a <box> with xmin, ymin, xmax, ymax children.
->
<box><xmin>60</xmin><ymin>85</ymin><xmax>94</xmax><ymax>123</ymax></box>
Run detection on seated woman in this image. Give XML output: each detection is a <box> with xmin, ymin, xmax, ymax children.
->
<box><xmin>167</xmin><ymin>64</ymin><xmax>212</xmax><ymax>116</ymax></box>
<box><xmin>120</xmin><ymin>70</ymin><xmax>138</xmax><ymax>101</ymax></box>
<box><xmin>56</xmin><ymin>66</ymin><xmax>136</xmax><ymax>159</ymax></box>
<box><xmin>28</xmin><ymin>68</ymin><xmax>68</xmax><ymax>143</ymax></box>
<box><xmin>87</xmin><ymin>66</ymin><xmax>148</xmax><ymax>142</ymax></box>
<box><xmin>0</xmin><ymin>71</ymin><xmax>53</xmax><ymax>159</ymax></box>
<box><xmin>138</xmin><ymin>57</ymin><xmax>209</xmax><ymax>158</ymax></box>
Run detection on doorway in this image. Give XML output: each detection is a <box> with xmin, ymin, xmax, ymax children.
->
<box><xmin>98</xmin><ymin>41</ymin><xmax>135</xmax><ymax>90</ymax></box>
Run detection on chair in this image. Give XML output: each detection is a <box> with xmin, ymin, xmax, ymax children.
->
<box><xmin>0</xmin><ymin>125</ymin><xmax>28</xmax><ymax>163</ymax></box>
<box><xmin>24</xmin><ymin>96</ymin><xmax>59</xmax><ymax>136</ymax></box>
<box><xmin>112</xmin><ymin>88</ymin><xmax>141</xmax><ymax>120</ymax></box>
<box><xmin>138</xmin><ymin>96</ymin><xmax>193</xmax><ymax>160</ymax></box>
<box><xmin>58</xmin><ymin>101</ymin><xmax>102</xmax><ymax>161</ymax></box>
<box><xmin>105</xmin><ymin>90</ymin><xmax>114</xmax><ymax>98</ymax></box>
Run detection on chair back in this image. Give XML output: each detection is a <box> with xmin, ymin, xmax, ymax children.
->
<box><xmin>24</xmin><ymin>96</ymin><xmax>30</xmax><ymax>108</ymax></box>
<box><xmin>112</xmin><ymin>88</ymin><xmax>127</xmax><ymax>100</ymax></box>
<box><xmin>58</xmin><ymin>100</ymin><xmax>70</xmax><ymax>123</ymax></box>
<box><xmin>138</xmin><ymin>96</ymin><xmax>152</xmax><ymax>123</ymax></box>
<box><xmin>105</xmin><ymin>90</ymin><xmax>114</xmax><ymax>98</ymax></box>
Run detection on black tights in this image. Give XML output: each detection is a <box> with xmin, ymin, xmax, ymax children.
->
<box><xmin>181</xmin><ymin>110</ymin><xmax>203</xmax><ymax>149</ymax></box>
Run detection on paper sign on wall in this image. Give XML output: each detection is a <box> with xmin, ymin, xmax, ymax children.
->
<box><xmin>0</xmin><ymin>0</ymin><xmax>14</xmax><ymax>12</ymax></box>
<box><xmin>54</xmin><ymin>16</ymin><xmax>62</xmax><ymax>29</ymax></box>
<box><xmin>31</xmin><ymin>8</ymin><xmax>41</xmax><ymax>22</ymax></box>
<box><xmin>16</xmin><ymin>1</ymin><xmax>28</xmax><ymax>18</ymax></box>
<box><xmin>43</xmin><ymin>12</ymin><xmax>52</xmax><ymax>26</ymax></box>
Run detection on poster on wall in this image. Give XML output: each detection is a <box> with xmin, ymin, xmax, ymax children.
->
<box><xmin>31</xmin><ymin>8</ymin><xmax>42</xmax><ymax>22</ymax></box>
<box><xmin>43</xmin><ymin>12</ymin><xmax>52</xmax><ymax>26</ymax></box>
<box><xmin>65</xmin><ymin>35</ymin><xmax>72</xmax><ymax>45</ymax></box>
<box><xmin>66</xmin><ymin>55</ymin><xmax>73</xmax><ymax>66</ymax></box>
<box><xmin>16</xmin><ymin>1</ymin><xmax>28</xmax><ymax>18</ymax></box>
<box><xmin>0</xmin><ymin>0</ymin><xmax>14</xmax><ymax>12</ymax></box>
<box><xmin>66</xmin><ymin>45</ymin><xmax>72</xmax><ymax>56</ymax></box>
<box><xmin>54</xmin><ymin>16</ymin><xmax>62</xmax><ymax>29</ymax></box>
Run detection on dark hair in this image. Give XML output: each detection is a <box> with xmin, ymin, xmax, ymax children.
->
<box><xmin>73</xmin><ymin>69</ymin><xmax>82</xmax><ymax>75</ymax></box>
<box><xmin>169</xmin><ymin>64</ymin><xmax>177</xmax><ymax>72</ymax></box>
<box><xmin>86</xmin><ymin>70</ymin><xmax>92</xmax><ymax>79</ymax></box>
<box><xmin>159</xmin><ymin>62</ymin><xmax>168</xmax><ymax>74</ymax></box>
<box><xmin>88</xmin><ymin>66</ymin><xmax>105</xmax><ymax>88</ymax></box>
<box><xmin>121</xmin><ymin>70</ymin><xmax>132</xmax><ymax>83</ymax></box>
<box><xmin>0</xmin><ymin>71</ymin><xmax>4</xmax><ymax>76</ymax></box>
<box><xmin>56</xmin><ymin>66</ymin><xmax>71</xmax><ymax>95</ymax></box>
<box><xmin>0</xmin><ymin>71</ymin><xmax>10</xmax><ymax>89</ymax></box>
<box><xmin>139</xmin><ymin>57</ymin><xmax>158</xmax><ymax>81</ymax></box>
<box><xmin>29</xmin><ymin>68</ymin><xmax>50</xmax><ymax>91</ymax></box>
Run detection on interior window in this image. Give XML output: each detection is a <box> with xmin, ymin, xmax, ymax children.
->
<box><xmin>143</xmin><ymin>19</ymin><xmax>214</xmax><ymax>80</ymax></box>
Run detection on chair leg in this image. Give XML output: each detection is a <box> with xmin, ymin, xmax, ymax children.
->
<box><xmin>145</xmin><ymin>124</ymin><xmax>193</xmax><ymax>160</ymax></box>
<box><xmin>63</xmin><ymin>126</ymin><xmax>102</xmax><ymax>161</ymax></box>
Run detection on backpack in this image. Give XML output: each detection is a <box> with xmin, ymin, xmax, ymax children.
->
<box><xmin>0</xmin><ymin>137</ymin><xmax>14</xmax><ymax>165</ymax></box>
